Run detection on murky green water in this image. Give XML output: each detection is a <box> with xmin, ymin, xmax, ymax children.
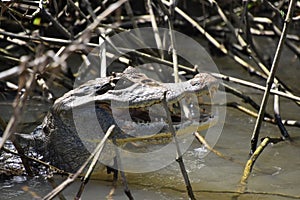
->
<box><xmin>1</xmin><ymin>39</ymin><xmax>299</xmax><ymax>199</ymax></box>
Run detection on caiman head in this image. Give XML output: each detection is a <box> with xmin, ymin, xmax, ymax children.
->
<box><xmin>27</xmin><ymin>66</ymin><xmax>219</xmax><ymax>172</ymax></box>
<box><xmin>53</xmin><ymin>67</ymin><xmax>219</xmax><ymax>143</ymax></box>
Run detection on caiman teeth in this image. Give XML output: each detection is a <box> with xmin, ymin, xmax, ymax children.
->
<box><xmin>174</xmin><ymin>102</ymin><xmax>179</xmax><ymax>107</ymax></box>
<box><xmin>209</xmin><ymin>86</ymin><xmax>218</xmax><ymax>97</ymax></box>
<box><xmin>153</xmin><ymin>117</ymin><xmax>164</xmax><ymax>122</ymax></box>
<box><xmin>168</xmin><ymin>104</ymin><xmax>175</xmax><ymax>112</ymax></box>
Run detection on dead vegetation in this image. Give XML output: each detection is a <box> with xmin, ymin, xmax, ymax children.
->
<box><xmin>0</xmin><ymin>0</ymin><xmax>299</xmax><ymax>199</ymax></box>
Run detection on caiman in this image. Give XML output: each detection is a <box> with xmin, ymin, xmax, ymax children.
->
<box><xmin>25</xmin><ymin>67</ymin><xmax>219</xmax><ymax>173</ymax></box>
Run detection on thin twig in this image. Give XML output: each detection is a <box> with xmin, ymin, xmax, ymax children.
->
<box><xmin>113</xmin><ymin>139</ymin><xmax>134</xmax><ymax>200</ymax></box>
<box><xmin>158</xmin><ymin>0</ymin><xmax>180</xmax><ymax>82</ymax></box>
<box><xmin>2</xmin><ymin>146</ymin><xmax>70</xmax><ymax>176</ymax></box>
<box><xmin>161</xmin><ymin>0</ymin><xmax>267</xmax><ymax>80</ymax></box>
<box><xmin>222</xmin><ymin>83</ymin><xmax>273</xmax><ymax>119</ymax></box>
<box><xmin>22</xmin><ymin>185</ymin><xmax>42</xmax><ymax>199</ymax></box>
<box><xmin>237</xmin><ymin>137</ymin><xmax>283</xmax><ymax>195</ymax></box>
<box><xmin>242</xmin><ymin>14</ymin><xmax>300</xmax><ymax>106</ymax></box>
<box><xmin>167</xmin><ymin>2</ymin><xmax>179</xmax><ymax>83</ymax></box>
<box><xmin>47</xmin><ymin>177</ymin><xmax>67</xmax><ymax>200</ymax></box>
<box><xmin>82</xmin><ymin>0</ymin><xmax>96</xmax><ymax>20</ymax></box>
<box><xmin>147</xmin><ymin>0</ymin><xmax>164</xmax><ymax>59</ymax></box>
<box><xmin>118</xmin><ymin>47</ymin><xmax>196</xmax><ymax>72</ymax></box>
<box><xmin>204</xmin><ymin>101</ymin><xmax>300</xmax><ymax>128</ymax></box>
<box><xmin>106</xmin><ymin>158</ymin><xmax>118</xmax><ymax>198</ymax></box>
<box><xmin>36</xmin><ymin>75</ymin><xmax>54</xmax><ymax>102</ymax></box>
<box><xmin>43</xmin><ymin>125</ymin><xmax>115</xmax><ymax>200</ymax></box>
<box><xmin>194</xmin><ymin>132</ymin><xmax>234</xmax><ymax>162</ymax></box>
<box><xmin>273</xmin><ymin>27</ymin><xmax>300</xmax><ymax>57</ymax></box>
<box><xmin>212</xmin><ymin>73</ymin><xmax>300</xmax><ymax>103</ymax></box>
<box><xmin>66</xmin><ymin>0</ymin><xmax>92</xmax><ymax>24</ymax></box>
<box><xmin>74</xmin><ymin>0</ymin><xmax>128</xmax><ymax>39</ymax></box>
<box><xmin>1</xmin><ymin>30</ymin><xmax>297</xmax><ymax>100</ymax></box>
<box><xmin>75</xmin><ymin>127</ymin><xmax>115</xmax><ymax>199</ymax></box>
<box><xmin>0</xmin><ymin>66</ymin><xmax>20</xmax><ymax>81</ymax></box>
<box><xmin>207</xmin><ymin>0</ymin><xmax>247</xmax><ymax>49</ymax></box>
<box><xmin>125</xmin><ymin>1</ymin><xmax>139</xmax><ymax>29</ymax></box>
<box><xmin>40</xmin><ymin>8</ymin><xmax>72</xmax><ymax>39</ymax></box>
<box><xmin>193</xmin><ymin>131</ymin><xmax>268</xmax><ymax>175</ymax></box>
<box><xmin>162</xmin><ymin>92</ymin><xmax>195</xmax><ymax>200</ymax></box>
<box><xmin>250</xmin><ymin>0</ymin><xmax>296</xmax><ymax>155</ymax></box>
<box><xmin>263</xmin><ymin>1</ymin><xmax>300</xmax><ymax>57</ymax></box>
<box><xmin>0</xmin><ymin>60</ymin><xmax>37</xmax><ymax>149</ymax></box>
<box><xmin>163</xmin><ymin>0</ymin><xmax>300</xmax><ymax>107</ymax></box>
<box><xmin>273</xmin><ymin>84</ymin><xmax>291</xmax><ymax>140</ymax></box>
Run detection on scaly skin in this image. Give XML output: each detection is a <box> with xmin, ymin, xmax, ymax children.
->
<box><xmin>30</xmin><ymin>67</ymin><xmax>218</xmax><ymax>173</ymax></box>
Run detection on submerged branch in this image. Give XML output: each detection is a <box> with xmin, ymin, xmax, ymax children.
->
<box><xmin>237</xmin><ymin>137</ymin><xmax>284</xmax><ymax>195</ymax></box>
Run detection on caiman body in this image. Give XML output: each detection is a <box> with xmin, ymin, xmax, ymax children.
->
<box><xmin>30</xmin><ymin>67</ymin><xmax>218</xmax><ymax>173</ymax></box>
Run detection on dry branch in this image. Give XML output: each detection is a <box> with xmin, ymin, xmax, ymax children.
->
<box><xmin>0</xmin><ymin>1</ymin><xmax>299</xmax><ymax>199</ymax></box>
<box><xmin>250</xmin><ymin>0</ymin><xmax>296</xmax><ymax>155</ymax></box>
<box><xmin>162</xmin><ymin>92</ymin><xmax>195</xmax><ymax>200</ymax></box>
<box><xmin>274</xmin><ymin>85</ymin><xmax>291</xmax><ymax>139</ymax></box>
<box><xmin>43</xmin><ymin>125</ymin><xmax>115</xmax><ymax>200</ymax></box>
<box><xmin>237</xmin><ymin>137</ymin><xmax>283</xmax><ymax>195</ymax></box>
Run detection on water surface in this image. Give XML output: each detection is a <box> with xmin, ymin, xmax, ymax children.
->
<box><xmin>0</xmin><ymin>41</ymin><xmax>299</xmax><ymax>200</ymax></box>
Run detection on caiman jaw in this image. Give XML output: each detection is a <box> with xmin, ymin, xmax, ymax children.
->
<box><xmin>55</xmin><ymin>68</ymin><xmax>219</xmax><ymax>143</ymax></box>
<box><xmin>103</xmin><ymin>82</ymin><xmax>217</xmax><ymax>144</ymax></box>
<box><xmin>99</xmin><ymin>70</ymin><xmax>219</xmax><ymax>130</ymax></box>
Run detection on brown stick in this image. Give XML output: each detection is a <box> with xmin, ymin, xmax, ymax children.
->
<box><xmin>273</xmin><ymin>85</ymin><xmax>291</xmax><ymax>140</ymax></box>
<box><xmin>194</xmin><ymin>132</ymin><xmax>234</xmax><ymax>162</ymax></box>
<box><xmin>162</xmin><ymin>92</ymin><xmax>196</xmax><ymax>200</ymax></box>
<box><xmin>0</xmin><ymin>62</ymin><xmax>40</xmax><ymax>177</ymax></box>
<box><xmin>112</xmin><ymin>141</ymin><xmax>134</xmax><ymax>200</ymax></box>
<box><xmin>237</xmin><ymin>137</ymin><xmax>283</xmax><ymax>195</ymax></box>
<box><xmin>43</xmin><ymin>125</ymin><xmax>115</xmax><ymax>200</ymax></box>
<box><xmin>250</xmin><ymin>0</ymin><xmax>296</xmax><ymax>155</ymax></box>
<box><xmin>212</xmin><ymin>73</ymin><xmax>300</xmax><ymax>102</ymax></box>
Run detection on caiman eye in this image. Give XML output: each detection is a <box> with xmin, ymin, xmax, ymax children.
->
<box><xmin>190</xmin><ymin>80</ymin><xmax>199</xmax><ymax>86</ymax></box>
<box><xmin>96</xmin><ymin>83</ymin><xmax>114</xmax><ymax>95</ymax></box>
<box><xmin>141</xmin><ymin>79</ymin><xmax>153</xmax><ymax>84</ymax></box>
